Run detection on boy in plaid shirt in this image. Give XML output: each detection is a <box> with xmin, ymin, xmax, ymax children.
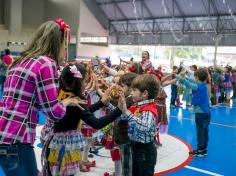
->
<box><xmin>118</xmin><ymin>74</ymin><xmax>160</xmax><ymax>176</ymax></box>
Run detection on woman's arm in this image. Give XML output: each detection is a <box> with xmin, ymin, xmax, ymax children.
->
<box><xmin>36</xmin><ymin>61</ymin><xmax>66</xmax><ymax>121</ymax></box>
<box><xmin>79</xmin><ymin>106</ymin><xmax>122</xmax><ymax>129</ymax></box>
<box><xmin>162</xmin><ymin>79</ymin><xmax>177</xmax><ymax>87</ymax></box>
<box><xmin>161</xmin><ymin>74</ymin><xmax>173</xmax><ymax>83</ymax></box>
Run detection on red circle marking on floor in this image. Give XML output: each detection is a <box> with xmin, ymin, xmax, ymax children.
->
<box><xmin>154</xmin><ymin>134</ymin><xmax>193</xmax><ymax>176</ymax></box>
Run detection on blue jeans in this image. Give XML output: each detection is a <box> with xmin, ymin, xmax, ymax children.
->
<box><xmin>170</xmin><ymin>85</ymin><xmax>177</xmax><ymax>105</ymax></box>
<box><xmin>195</xmin><ymin>113</ymin><xmax>211</xmax><ymax>150</ymax></box>
<box><xmin>0</xmin><ymin>143</ymin><xmax>38</xmax><ymax>176</ymax></box>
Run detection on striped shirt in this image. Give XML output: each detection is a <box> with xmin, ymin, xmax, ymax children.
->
<box><xmin>121</xmin><ymin>99</ymin><xmax>157</xmax><ymax>144</ymax></box>
<box><xmin>0</xmin><ymin>56</ymin><xmax>66</xmax><ymax>145</ymax></box>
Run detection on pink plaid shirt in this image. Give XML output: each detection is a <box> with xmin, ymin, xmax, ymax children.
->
<box><xmin>0</xmin><ymin>56</ymin><xmax>66</xmax><ymax>145</ymax></box>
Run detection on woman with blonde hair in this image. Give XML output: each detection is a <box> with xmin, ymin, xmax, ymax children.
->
<box><xmin>0</xmin><ymin>19</ymin><xmax>82</xmax><ymax>176</ymax></box>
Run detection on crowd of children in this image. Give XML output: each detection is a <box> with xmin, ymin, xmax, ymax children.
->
<box><xmin>0</xmin><ymin>18</ymin><xmax>236</xmax><ymax>176</ymax></box>
<box><xmin>169</xmin><ymin>64</ymin><xmax>236</xmax><ymax>108</ymax></box>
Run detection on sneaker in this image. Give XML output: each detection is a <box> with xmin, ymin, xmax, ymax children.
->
<box><xmin>170</xmin><ymin>104</ymin><xmax>176</xmax><ymax>108</ymax></box>
<box><xmin>89</xmin><ymin>148</ymin><xmax>99</xmax><ymax>154</ymax></box>
<box><xmin>202</xmin><ymin>150</ymin><xmax>208</xmax><ymax>156</ymax></box>
<box><xmin>189</xmin><ymin>149</ymin><xmax>198</xmax><ymax>155</ymax></box>
<box><xmin>88</xmin><ymin>154</ymin><xmax>94</xmax><ymax>158</ymax></box>
<box><xmin>189</xmin><ymin>149</ymin><xmax>206</xmax><ymax>157</ymax></box>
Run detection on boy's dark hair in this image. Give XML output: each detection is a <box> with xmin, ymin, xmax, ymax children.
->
<box><xmin>194</xmin><ymin>68</ymin><xmax>209</xmax><ymax>82</ymax></box>
<box><xmin>59</xmin><ymin>64</ymin><xmax>87</xmax><ymax>98</ymax></box>
<box><xmin>132</xmin><ymin>74</ymin><xmax>160</xmax><ymax>99</ymax></box>
<box><xmin>192</xmin><ymin>65</ymin><xmax>197</xmax><ymax>71</ymax></box>
<box><xmin>119</xmin><ymin>72</ymin><xmax>137</xmax><ymax>87</ymax></box>
<box><xmin>173</xmin><ymin>65</ymin><xmax>178</xmax><ymax>70</ymax></box>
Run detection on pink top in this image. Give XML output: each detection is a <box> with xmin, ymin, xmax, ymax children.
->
<box><xmin>0</xmin><ymin>56</ymin><xmax>66</xmax><ymax>144</ymax></box>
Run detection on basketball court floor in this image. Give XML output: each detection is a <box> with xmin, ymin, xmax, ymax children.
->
<box><xmin>0</xmin><ymin>88</ymin><xmax>235</xmax><ymax>176</ymax></box>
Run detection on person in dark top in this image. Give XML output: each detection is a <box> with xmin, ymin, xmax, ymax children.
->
<box><xmin>42</xmin><ymin>64</ymin><xmax>122</xmax><ymax>176</ymax></box>
<box><xmin>113</xmin><ymin>72</ymin><xmax>137</xmax><ymax>176</ymax></box>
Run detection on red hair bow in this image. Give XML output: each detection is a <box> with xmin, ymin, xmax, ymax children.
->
<box><xmin>54</xmin><ymin>18</ymin><xmax>70</xmax><ymax>31</ymax></box>
<box><xmin>129</xmin><ymin>66</ymin><xmax>136</xmax><ymax>72</ymax></box>
<box><xmin>157</xmin><ymin>72</ymin><xmax>162</xmax><ymax>78</ymax></box>
<box><xmin>147</xmin><ymin>69</ymin><xmax>154</xmax><ymax>74</ymax></box>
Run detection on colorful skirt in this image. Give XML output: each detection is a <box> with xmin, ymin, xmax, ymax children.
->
<box><xmin>48</xmin><ymin>130</ymin><xmax>85</xmax><ymax>176</ymax></box>
<box><xmin>155</xmin><ymin>95</ymin><xmax>168</xmax><ymax>133</ymax></box>
<box><xmin>81</xmin><ymin>123</ymin><xmax>98</xmax><ymax>137</ymax></box>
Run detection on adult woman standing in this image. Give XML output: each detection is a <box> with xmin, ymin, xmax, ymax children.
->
<box><xmin>140</xmin><ymin>51</ymin><xmax>153</xmax><ymax>72</ymax></box>
<box><xmin>0</xmin><ymin>19</ymin><xmax>82</xmax><ymax>176</ymax></box>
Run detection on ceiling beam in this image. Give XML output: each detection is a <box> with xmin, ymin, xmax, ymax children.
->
<box><xmin>83</xmin><ymin>0</ymin><xmax>109</xmax><ymax>29</ymax></box>
<box><xmin>201</xmin><ymin>0</ymin><xmax>217</xmax><ymax>33</ymax></box>
<box><xmin>113</xmin><ymin>1</ymin><xmax>127</xmax><ymax>19</ymax></box>
<box><xmin>142</xmin><ymin>0</ymin><xmax>154</xmax><ymax>18</ymax></box>
<box><xmin>210</xmin><ymin>0</ymin><xmax>219</xmax><ymax>15</ymax></box>
<box><xmin>110</xmin><ymin>15</ymin><xmax>236</xmax><ymax>34</ymax></box>
<box><xmin>98</xmin><ymin>0</ymin><xmax>135</xmax><ymax>5</ymax></box>
<box><xmin>109</xmin><ymin>14</ymin><xmax>234</xmax><ymax>22</ymax></box>
<box><xmin>161</xmin><ymin>0</ymin><xmax>173</xmax><ymax>16</ymax></box>
<box><xmin>173</xmin><ymin>0</ymin><xmax>185</xmax><ymax>17</ymax></box>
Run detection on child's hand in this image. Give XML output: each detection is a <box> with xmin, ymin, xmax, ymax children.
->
<box><xmin>95</xmin><ymin>78</ymin><xmax>99</xmax><ymax>91</ymax></box>
<box><xmin>62</xmin><ymin>97</ymin><xmax>87</xmax><ymax>111</ymax></box>
<box><xmin>101</xmin><ymin>87</ymin><xmax>112</xmax><ymax>104</ymax></box>
<box><xmin>118</xmin><ymin>91</ymin><xmax>127</xmax><ymax>113</ymax></box>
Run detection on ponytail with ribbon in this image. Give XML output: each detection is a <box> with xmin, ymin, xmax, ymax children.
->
<box><xmin>54</xmin><ymin>18</ymin><xmax>71</xmax><ymax>62</ymax></box>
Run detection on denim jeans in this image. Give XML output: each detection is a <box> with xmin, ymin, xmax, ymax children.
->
<box><xmin>0</xmin><ymin>143</ymin><xmax>38</xmax><ymax>176</ymax></box>
<box><xmin>131</xmin><ymin>142</ymin><xmax>157</xmax><ymax>176</ymax></box>
<box><xmin>170</xmin><ymin>85</ymin><xmax>177</xmax><ymax>105</ymax></box>
<box><xmin>195</xmin><ymin>113</ymin><xmax>211</xmax><ymax>150</ymax></box>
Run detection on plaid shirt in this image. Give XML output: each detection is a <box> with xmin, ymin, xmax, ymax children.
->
<box><xmin>0</xmin><ymin>56</ymin><xmax>66</xmax><ymax>145</ymax></box>
<box><xmin>121</xmin><ymin>99</ymin><xmax>157</xmax><ymax>144</ymax></box>
<box><xmin>141</xmin><ymin>59</ymin><xmax>153</xmax><ymax>71</ymax></box>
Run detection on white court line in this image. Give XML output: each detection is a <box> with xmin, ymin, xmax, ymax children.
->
<box><xmin>185</xmin><ymin>165</ymin><xmax>224</xmax><ymax>176</ymax></box>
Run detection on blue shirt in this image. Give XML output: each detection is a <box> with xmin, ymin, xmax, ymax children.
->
<box><xmin>176</xmin><ymin>75</ymin><xmax>204</xmax><ymax>113</ymax></box>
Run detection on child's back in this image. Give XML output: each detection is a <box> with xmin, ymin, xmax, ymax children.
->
<box><xmin>176</xmin><ymin>68</ymin><xmax>211</xmax><ymax>157</ymax></box>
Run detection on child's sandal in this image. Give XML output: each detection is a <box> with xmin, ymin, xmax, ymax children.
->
<box><xmin>104</xmin><ymin>172</ymin><xmax>115</xmax><ymax>176</ymax></box>
<box><xmin>80</xmin><ymin>164</ymin><xmax>90</xmax><ymax>172</ymax></box>
<box><xmin>83</xmin><ymin>160</ymin><xmax>96</xmax><ymax>167</ymax></box>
